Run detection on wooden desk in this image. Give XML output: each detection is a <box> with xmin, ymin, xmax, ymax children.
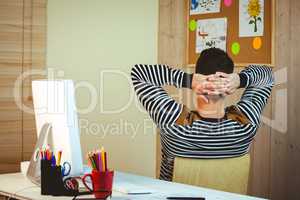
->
<box><xmin>0</xmin><ymin>172</ymin><xmax>266</xmax><ymax>200</ymax></box>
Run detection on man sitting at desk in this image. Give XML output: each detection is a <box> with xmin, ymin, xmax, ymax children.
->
<box><xmin>131</xmin><ymin>48</ymin><xmax>274</xmax><ymax>181</ymax></box>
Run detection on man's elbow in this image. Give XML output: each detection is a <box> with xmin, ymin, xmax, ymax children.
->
<box><xmin>131</xmin><ymin>64</ymin><xmax>139</xmax><ymax>80</ymax></box>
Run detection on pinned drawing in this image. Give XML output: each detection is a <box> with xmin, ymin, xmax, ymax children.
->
<box><xmin>239</xmin><ymin>0</ymin><xmax>264</xmax><ymax>37</ymax></box>
<box><xmin>196</xmin><ymin>18</ymin><xmax>227</xmax><ymax>53</ymax></box>
<box><xmin>190</xmin><ymin>0</ymin><xmax>221</xmax><ymax>15</ymax></box>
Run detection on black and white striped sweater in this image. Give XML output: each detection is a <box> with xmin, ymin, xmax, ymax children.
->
<box><xmin>131</xmin><ymin>64</ymin><xmax>274</xmax><ymax>181</ymax></box>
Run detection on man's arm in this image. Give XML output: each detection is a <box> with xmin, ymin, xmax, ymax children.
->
<box><xmin>131</xmin><ymin>64</ymin><xmax>193</xmax><ymax>127</ymax></box>
<box><xmin>236</xmin><ymin>65</ymin><xmax>274</xmax><ymax>125</ymax></box>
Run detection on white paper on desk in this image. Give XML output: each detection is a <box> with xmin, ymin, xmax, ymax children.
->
<box><xmin>123</xmin><ymin>192</ymin><xmax>206</xmax><ymax>200</ymax></box>
<box><xmin>113</xmin><ymin>182</ymin><xmax>156</xmax><ymax>195</ymax></box>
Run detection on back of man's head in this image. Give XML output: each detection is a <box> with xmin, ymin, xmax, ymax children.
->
<box><xmin>195</xmin><ymin>48</ymin><xmax>234</xmax><ymax>75</ymax></box>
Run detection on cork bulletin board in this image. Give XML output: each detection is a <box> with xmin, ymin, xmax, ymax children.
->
<box><xmin>186</xmin><ymin>0</ymin><xmax>275</xmax><ymax>67</ymax></box>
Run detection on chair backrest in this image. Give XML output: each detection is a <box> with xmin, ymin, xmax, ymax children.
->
<box><xmin>173</xmin><ymin>154</ymin><xmax>250</xmax><ymax>195</ymax></box>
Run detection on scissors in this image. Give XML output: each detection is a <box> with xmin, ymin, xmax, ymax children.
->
<box><xmin>63</xmin><ymin>177</ymin><xmax>79</xmax><ymax>191</ymax></box>
<box><xmin>61</xmin><ymin>161</ymin><xmax>71</xmax><ymax>177</ymax></box>
<box><xmin>63</xmin><ymin>177</ymin><xmax>111</xmax><ymax>200</ymax></box>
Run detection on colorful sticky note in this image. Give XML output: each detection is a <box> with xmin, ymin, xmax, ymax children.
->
<box><xmin>231</xmin><ymin>42</ymin><xmax>240</xmax><ymax>55</ymax></box>
<box><xmin>224</xmin><ymin>0</ymin><xmax>232</xmax><ymax>7</ymax></box>
<box><xmin>253</xmin><ymin>37</ymin><xmax>262</xmax><ymax>50</ymax></box>
<box><xmin>189</xmin><ymin>19</ymin><xmax>197</xmax><ymax>31</ymax></box>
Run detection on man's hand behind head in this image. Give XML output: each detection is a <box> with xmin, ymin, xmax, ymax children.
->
<box><xmin>192</xmin><ymin>73</ymin><xmax>227</xmax><ymax>96</ymax></box>
<box><xmin>215</xmin><ymin>72</ymin><xmax>240</xmax><ymax>95</ymax></box>
<box><xmin>191</xmin><ymin>72</ymin><xmax>240</xmax><ymax>97</ymax></box>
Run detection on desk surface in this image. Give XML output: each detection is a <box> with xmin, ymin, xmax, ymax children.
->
<box><xmin>0</xmin><ymin>172</ymin><xmax>266</xmax><ymax>200</ymax></box>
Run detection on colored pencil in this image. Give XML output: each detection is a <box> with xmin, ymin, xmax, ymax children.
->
<box><xmin>86</xmin><ymin>148</ymin><xmax>109</xmax><ymax>172</ymax></box>
<box><xmin>98</xmin><ymin>151</ymin><xmax>102</xmax><ymax>172</ymax></box>
<box><xmin>104</xmin><ymin>152</ymin><xmax>107</xmax><ymax>172</ymax></box>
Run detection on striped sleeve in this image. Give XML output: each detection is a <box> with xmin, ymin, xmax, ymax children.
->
<box><xmin>237</xmin><ymin>65</ymin><xmax>274</xmax><ymax>125</ymax></box>
<box><xmin>131</xmin><ymin>64</ymin><xmax>192</xmax><ymax>126</ymax></box>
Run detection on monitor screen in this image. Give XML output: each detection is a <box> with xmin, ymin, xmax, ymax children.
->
<box><xmin>32</xmin><ymin>80</ymin><xmax>83</xmax><ymax>176</ymax></box>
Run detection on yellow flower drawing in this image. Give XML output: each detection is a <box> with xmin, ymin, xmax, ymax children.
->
<box><xmin>247</xmin><ymin>0</ymin><xmax>262</xmax><ymax>32</ymax></box>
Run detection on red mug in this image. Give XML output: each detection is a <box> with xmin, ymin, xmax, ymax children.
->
<box><xmin>82</xmin><ymin>170</ymin><xmax>114</xmax><ymax>199</ymax></box>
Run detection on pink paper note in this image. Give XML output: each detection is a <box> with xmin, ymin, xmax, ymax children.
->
<box><xmin>224</xmin><ymin>0</ymin><xmax>232</xmax><ymax>7</ymax></box>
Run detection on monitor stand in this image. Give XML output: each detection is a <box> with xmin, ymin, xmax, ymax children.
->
<box><xmin>26</xmin><ymin>123</ymin><xmax>53</xmax><ymax>186</ymax></box>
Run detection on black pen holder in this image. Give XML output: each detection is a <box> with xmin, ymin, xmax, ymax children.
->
<box><xmin>40</xmin><ymin>159</ymin><xmax>52</xmax><ymax>195</ymax></box>
<box><xmin>40</xmin><ymin>159</ymin><xmax>78</xmax><ymax>196</ymax></box>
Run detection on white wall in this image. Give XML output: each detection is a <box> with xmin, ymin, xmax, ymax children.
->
<box><xmin>47</xmin><ymin>0</ymin><xmax>158</xmax><ymax>177</ymax></box>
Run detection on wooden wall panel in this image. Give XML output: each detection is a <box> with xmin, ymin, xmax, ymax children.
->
<box><xmin>157</xmin><ymin>0</ymin><xmax>188</xmax><ymax>178</ymax></box>
<box><xmin>0</xmin><ymin>0</ymin><xmax>46</xmax><ymax>172</ymax></box>
<box><xmin>22</xmin><ymin>0</ymin><xmax>46</xmax><ymax>161</ymax></box>
<box><xmin>22</xmin><ymin>0</ymin><xmax>35</xmax><ymax>161</ymax></box>
<box><xmin>0</xmin><ymin>0</ymin><xmax>24</xmax><ymax>173</ymax></box>
<box><xmin>286</xmin><ymin>1</ymin><xmax>300</xmax><ymax>198</ymax></box>
<box><xmin>269</xmin><ymin>0</ymin><xmax>289</xmax><ymax>198</ymax></box>
<box><xmin>270</xmin><ymin>0</ymin><xmax>300</xmax><ymax>199</ymax></box>
<box><xmin>158</xmin><ymin>0</ymin><xmax>187</xmax><ymax>67</ymax></box>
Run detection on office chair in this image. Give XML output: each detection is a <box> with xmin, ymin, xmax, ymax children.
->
<box><xmin>173</xmin><ymin>154</ymin><xmax>250</xmax><ymax>194</ymax></box>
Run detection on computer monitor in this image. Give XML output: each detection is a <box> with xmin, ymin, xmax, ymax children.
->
<box><xmin>31</xmin><ymin>80</ymin><xmax>83</xmax><ymax>176</ymax></box>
